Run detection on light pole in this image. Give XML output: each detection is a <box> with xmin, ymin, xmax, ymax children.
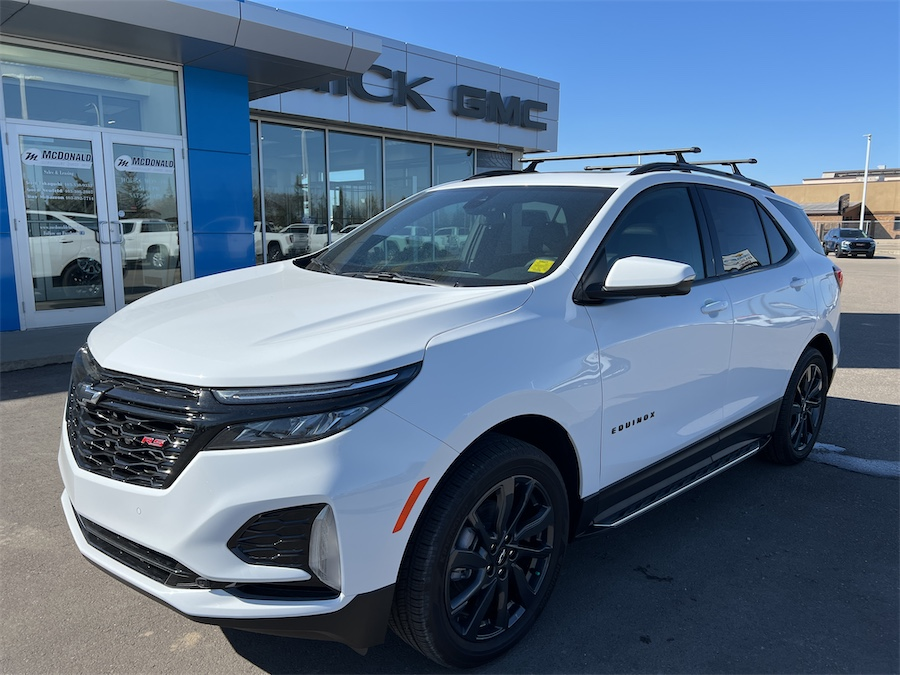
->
<box><xmin>859</xmin><ymin>134</ymin><xmax>872</xmax><ymax>234</ymax></box>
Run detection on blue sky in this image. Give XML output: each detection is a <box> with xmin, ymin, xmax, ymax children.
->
<box><xmin>266</xmin><ymin>0</ymin><xmax>898</xmax><ymax>186</ymax></box>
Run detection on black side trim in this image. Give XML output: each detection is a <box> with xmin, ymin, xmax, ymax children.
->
<box><xmin>576</xmin><ymin>402</ymin><xmax>779</xmax><ymax>535</ymax></box>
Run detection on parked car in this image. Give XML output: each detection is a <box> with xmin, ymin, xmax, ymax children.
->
<box><xmin>120</xmin><ymin>218</ymin><xmax>179</xmax><ymax>269</ymax></box>
<box><xmin>822</xmin><ymin>227</ymin><xmax>876</xmax><ymax>258</ymax></box>
<box><xmin>282</xmin><ymin>223</ymin><xmax>330</xmax><ymax>253</ymax></box>
<box><xmin>59</xmin><ymin>150</ymin><xmax>841</xmax><ymax>668</ymax></box>
<box><xmin>26</xmin><ymin>210</ymin><xmax>105</xmax><ymax>297</ymax></box>
<box><xmin>253</xmin><ymin>221</ymin><xmax>306</xmax><ymax>261</ymax></box>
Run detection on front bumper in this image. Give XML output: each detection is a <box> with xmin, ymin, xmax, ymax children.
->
<box><xmin>58</xmin><ymin>407</ymin><xmax>457</xmax><ymax>649</ymax></box>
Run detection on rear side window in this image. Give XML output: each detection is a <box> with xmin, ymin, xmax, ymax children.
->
<box><xmin>702</xmin><ymin>188</ymin><xmax>771</xmax><ymax>272</ymax></box>
<box><xmin>770</xmin><ymin>200</ymin><xmax>826</xmax><ymax>256</ymax></box>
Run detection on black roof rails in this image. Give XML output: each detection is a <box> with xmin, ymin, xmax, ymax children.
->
<box><xmin>629</xmin><ymin>161</ymin><xmax>774</xmax><ymax>192</ymax></box>
<box><xmin>690</xmin><ymin>159</ymin><xmax>757</xmax><ymax>177</ymax></box>
<box><xmin>519</xmin><ymin>147</ymin><xmax>701</xmax><ymax>172</ymax></box>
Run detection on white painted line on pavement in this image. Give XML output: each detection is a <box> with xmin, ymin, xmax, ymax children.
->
<box><xmin>810</xmin><ymin>442</ymin><xmax>900</xmax><ymax>479</ymax></box>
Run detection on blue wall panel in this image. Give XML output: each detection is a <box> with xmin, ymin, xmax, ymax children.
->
<box><xmin>183</xmin><ymin>66</ymin><xmax>253</xmax><ymax>277</ymax></box>
<box><xmin>0</xmin><ymin>141</ymin><xmax>21</xmax><ymax>331</ymax></box>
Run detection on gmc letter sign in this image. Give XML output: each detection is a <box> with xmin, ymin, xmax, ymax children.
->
<box><xmin>453</xmin><ymin>85</ymin><xmax>548</xmax><ymax>130</ymax></box>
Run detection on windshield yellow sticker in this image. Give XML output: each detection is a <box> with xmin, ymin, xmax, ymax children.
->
<box><xmin>528</xmin><ymin>259</ymin><xmax>555</xmax><ymax>273</ymax></box>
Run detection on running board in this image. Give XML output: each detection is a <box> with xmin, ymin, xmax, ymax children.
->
<box><xmin>592</xmin><ymin>441</ymin><xmax>762</xmax><ymax>529</ymax></box>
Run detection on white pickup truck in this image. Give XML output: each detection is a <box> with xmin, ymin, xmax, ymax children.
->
<box><xmin>253</xmin><ymin>221</ymin><xmax>306</xmax><ymax>261</ymax></box>
<box><xmin>281</xmin><ymin>223</ymin><xmax>331</xmax><ymax>253</ymax></box>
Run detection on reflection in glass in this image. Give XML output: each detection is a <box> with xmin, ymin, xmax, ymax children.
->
<box><xmin>385</xmin><ymin>140</ymin><xmax>431</xmax><ymax>209</ymax></box>
<box><xmin>329</xmin><ymin>132</ymin><xmax>382</xmax><ymax>231</ymax></box>
<box><xmin>112</xmin><ymin>143</ymin><xmax>181</xmax><ymax>303</ymax></box>
<box><xmin>259</xmin><ymin>123</ymin><xmax>327</xmax><ymax>260</ymax></box>
<box><xmin>1</xmin><ymin>43</ymin><xmax>181</xmax><ymax>135</ymax></box>
<box><xmin>476</xmin><ymin>150</ymin><xmax>512</xmax><ymax>173</ymax></box>
<box><xmin>19</xmin><ymin>136</ymin><xmax>104</xmax><ymax>310</ymax></box>
<box><xmin>434</xmin><ymin>145</ymin><xmax>474</xmax><ymax>185</ymax></box>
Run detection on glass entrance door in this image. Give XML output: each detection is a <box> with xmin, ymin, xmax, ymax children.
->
<box><xmin>102</xmin><ymin>136</ymin><xmax>187</xmax><ymax>306</ymax></box>
<box><xmin>7</xmin><ymin>124</ymin><xmax>188</xmax><ymax>328</ymax></box>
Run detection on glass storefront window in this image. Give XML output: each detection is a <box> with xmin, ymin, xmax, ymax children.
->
<box><xmin>1</xmin><ymin>43</ymin><xmax>181</xmax><ymax>135</ymax></box>
<box><xmin>476</xmin><ymin>149</ymin><xmax>512</xmax><ymax>173</ymax></box>
<box><xmin>329</xmin><ymin>131</ymin><xmax>383</xmax><ymax>231</ymax></box>
<box><xmin>258</xmin><ymin>122</ymin><xmax>326</xmax><ymax>259</ymax></box>
<box><xmin>385</xmin><ymin>139</ymin><xmax>431</xmax><ymax>209</ymax></box>
<box><xmin>434</xmin><ymin>145</ymin><xmax>474</xmax><ymax>185</ymax></box>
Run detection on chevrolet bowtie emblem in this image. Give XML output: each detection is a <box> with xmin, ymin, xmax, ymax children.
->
<box><xmin>76</xmin><ymin>382</ymin><xmax>112</xmax><ymax>405</ymax></box>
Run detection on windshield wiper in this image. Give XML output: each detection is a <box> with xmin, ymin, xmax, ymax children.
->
<box><xmin>303</xmin><ymin>256</ymin><xmax>336</xmax><ymax>274</ymax></box>
<box><xmin>341</xmin><ymin>271</ymin><xmax>440</xmax><ymax>286</ymax></box>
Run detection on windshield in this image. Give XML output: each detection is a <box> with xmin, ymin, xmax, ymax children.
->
<box><xmin>838</xmin><ymin>229</ymin><xmax>867</xmax><ymax>238</ymax></box>
<box><xmin>301</xmin><ymin>185</ymin><xmax>614</xmax><ymax>286</ymax></box>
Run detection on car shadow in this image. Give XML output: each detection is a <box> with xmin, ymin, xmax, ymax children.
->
<box><xmin>0</xmin><ymin>363</ymin><xmax>71</xmax><ymax>401</ymax></box>
<box><xmin>838</xmin><ymin>313</ymin><xmax>900</xmax><ymax>368</ymax></box>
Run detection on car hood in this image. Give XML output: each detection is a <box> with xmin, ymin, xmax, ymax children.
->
<box><xmin>88</xmin><ymin>263</ymin><xmax>531</xmax><ymax>386</ymax></box>
<box><xmin>840</xmin><ymin>237</ymin><xmax>875</xmax><ymax>242</ymax></box>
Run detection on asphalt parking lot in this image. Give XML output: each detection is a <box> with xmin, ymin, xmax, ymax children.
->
<box><xmin>1</xmin><ymin>254</ymin><xmax>897</xmax><ymax>674</ymax></box>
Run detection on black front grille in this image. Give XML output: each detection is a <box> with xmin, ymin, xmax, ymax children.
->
<box><xmin>66</xmin><ymin>348</ymin><xmax>219</xmax><ymax>489</ymax></box>
<box><xmin>76</xmin><ymin>512</ymin><xmax>207</xmax><ymax>587</ymax></box>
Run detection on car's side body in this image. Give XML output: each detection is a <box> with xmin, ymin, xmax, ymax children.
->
<box><xmin>58</xmin><ymin>160</ymin><xmax>840</xmax><ymax>667</ymax></box>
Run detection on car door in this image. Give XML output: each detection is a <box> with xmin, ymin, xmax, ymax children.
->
<box><xmin>579</xmin><ymin>185</ymin><xmax>734</xmax><ymax>488</ymax></box>
<box><xmin>697</xmin><ymin>186</ymin><xmax>820</xmax><ymax>428</ymax></box>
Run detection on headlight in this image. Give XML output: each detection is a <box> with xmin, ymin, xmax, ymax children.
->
<box><xmin>206</xmin><ymin>364</ymin><xmax>420</xmax><ymax>449</ymax></box>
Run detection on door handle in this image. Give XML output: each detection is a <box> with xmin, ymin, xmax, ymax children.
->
<box><xmin>109</xmin><ymin>221</ymin><xmax>124</xmax><ymax>244</ymax></box>
<box><xmin>701</xmin><ymin>299</ymin><xmax>729</xmax><ymax>315</ymax></box>
<box><xmin>98</xmin><ymin>221</ymin><xmax>112</xmax><ymax>244</ymax></box>
<box><xmin>790</xmin><ymin>277</ymin><xmax>808</xmax><ymax>290</ymax></box>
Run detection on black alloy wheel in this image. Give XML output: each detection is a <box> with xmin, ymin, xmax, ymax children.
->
<box><xmin>764</xmin><ymin>348</ymin><xmax>828</xmax><ymax>465</ymax></box>
<box><xmin>390</xmin><ymin>434</ymin><xmax>568</xmax><ymax>668</ymax></box>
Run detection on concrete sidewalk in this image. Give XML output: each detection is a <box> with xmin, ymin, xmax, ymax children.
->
<box><xmin>0</xmin><ymin>322</ymin><xmax>96</xmax><ymax>373</ymax></box>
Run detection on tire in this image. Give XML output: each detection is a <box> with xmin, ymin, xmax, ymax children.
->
<box><xmin>390</xmin><ymin>434</ymin><xmax>568</xmax><ymax>668</ymax></box>
<box><xmin>267</xmin><ymin>242</ymin><xmax>283</xmax><ymax>262</ymax></box>
<box><xmin>836</xmin><ymin>250</ymin><xmax>845</xmax><ymax>258</ymax></box>
<box><xmin>60</xmin><ymin>258</ymin><xmax>102</xmax><ymax>298</ymax></box>
<box><xmin>866</xmin><ymin>251</ymin><xmax>874</xmax><ymax>259</ymax></box>
<box><xmin>763</xmin><ymin>348</ymin><xmax>828</xmax><ymax>465</ymax></box>
<box><xmin>147</xmin><ymin>246</ymin><xmax>168</xmax><ymax>269</ymax></box>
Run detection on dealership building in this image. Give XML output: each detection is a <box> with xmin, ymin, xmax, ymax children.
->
<box><xmin>0</xmin><ymin>0</ymin><xmax>559</xmax><ymax>333</ymax></box>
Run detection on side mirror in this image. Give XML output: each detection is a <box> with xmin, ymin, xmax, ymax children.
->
<box><xmin>584</xmin><ymin>256</ymin><xmax>695</xmax><ymax>300</ymax></box>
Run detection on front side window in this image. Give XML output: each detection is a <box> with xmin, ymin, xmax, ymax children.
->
<box><xmin>586</xmin><ymin>186</ymin><xmax>707</xmax><ymax>287</ymax></box>
<box><xmin>307</xmin><ymin>186</ymin><xmax>613</xmax><ymax>287</ymax></box>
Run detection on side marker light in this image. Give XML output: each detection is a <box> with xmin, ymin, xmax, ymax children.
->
<box><xmin>393</xmin><ymin>478</ymin><xmax>429</xmax><ymax>533</ymax></box>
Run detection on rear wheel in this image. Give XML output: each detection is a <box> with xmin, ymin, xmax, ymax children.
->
<box><xmin>147</xmin><ymin>245</ymin><xmax>168</xmax><ymax>269</ymax></box>
<box><xmin>390</xmin><ymin>434</ymin><xmax>568</xmax><ymax>668</ymax></box>
<box><xmin>763</xmin><ymin>348</ymin><xmax>828</xmax><ymax>465</ymax></box>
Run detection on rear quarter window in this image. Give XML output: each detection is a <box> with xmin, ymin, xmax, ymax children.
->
<box><xmin>770</xmin><ymin>200</ymin><xmax>826</xmax><ymax>256</ymax></box>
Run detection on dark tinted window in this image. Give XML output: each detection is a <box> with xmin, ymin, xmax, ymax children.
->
<box><xmin>592</xmin><ymin>186</ymin><xmax>706</xmax><ymax>283</ymax></box>
<box><xmin>759</xmin><ymin>207</ymin><xmax>791</xmax><ymax>264</ymax></box>
<box><xmin>770</xmin><ymin>200</ymin><xmax>825</xmax><ymax>255</ymax></box>
<box><xmin>702</xmin><ymin>188</ymin><xmax>770</xmax><ymax>272</ymax></box>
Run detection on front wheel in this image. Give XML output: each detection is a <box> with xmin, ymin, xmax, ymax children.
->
<box><xmin>763</xmin><ymin>348</ymin><xmax>828</xmax><ymax>465</ymax></box>
<box><xmin>390</xmin><ymin>434</ymin><xmax>568</xmax><ymax>668</ymax></box>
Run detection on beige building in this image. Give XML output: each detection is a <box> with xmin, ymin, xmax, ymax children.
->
<box><xmin>772</xmin><ymin>168</ymin><xmax>900</xmax><ymax>240</ymax></box>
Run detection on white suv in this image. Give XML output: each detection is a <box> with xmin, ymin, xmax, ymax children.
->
<box><xmin>59</xmin><ymin>149</ymin><xmax>841</xmax><ymax>668</ymax></box>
